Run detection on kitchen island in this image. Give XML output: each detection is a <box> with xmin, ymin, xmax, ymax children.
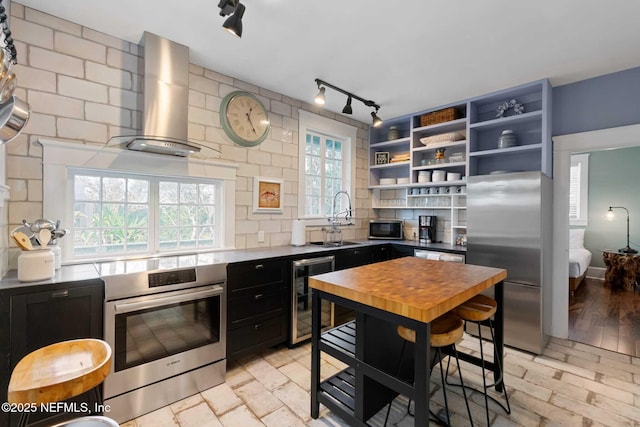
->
<box><xmin>309</xmin><ymin>257</ymin><xmax>507</xmax><ymax>426</ymax></box>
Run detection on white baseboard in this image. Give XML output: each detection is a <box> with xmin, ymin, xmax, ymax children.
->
<box><xmin>587</xmin><ymin>266</ymin><xmax>605</xmax><ymax>280</ymax></box>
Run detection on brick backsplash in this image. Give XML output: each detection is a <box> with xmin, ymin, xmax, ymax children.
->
<box><xmin>2</xmin><ymin>3</ymin><xmax>373</xmax><ymax>269</ymax></box>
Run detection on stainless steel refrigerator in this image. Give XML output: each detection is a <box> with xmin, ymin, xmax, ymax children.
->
<box><xmin>466</xmin><ymin>171</ymin><xmax>552</xmax><ymax>354</ymax></box>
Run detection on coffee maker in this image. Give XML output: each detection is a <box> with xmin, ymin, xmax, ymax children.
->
<box><xmin>418</xmin><ymin>215</ymin><xmax>437</xmax><ymax>243</ymax></box>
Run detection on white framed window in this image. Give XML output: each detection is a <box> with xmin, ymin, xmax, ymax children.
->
<box><xmin>41</xmin><ymin>139</ymin><xmax>237</xmax><ymax>263</ymax></box>
<box><xmin>569</xmin><ymin>153</ymin><xmax>589</xmax><ymax>226</ymax></box>
<box><xmin>298</xmin><ymin>110</ymin><xmax>357</xmax><ymax>225</ymax></box>
<box><xmin>71</xmin><ymin>170</ymin><xmax>220</xmax><ymax>259</ymax></box>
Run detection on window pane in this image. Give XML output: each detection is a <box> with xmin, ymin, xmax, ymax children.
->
<box><xmin>127</xmin><ymin>204</ymin><xmax>149</xmax><ymax>227</ymax></box>
<box><xmin>180</xmin><ymin>183</ymin><xmax>197</xmax><ymax>204</ymax></box>
<box><xmin>159</xmin><ymin>205</ymin><xmax>178</xmax><ymax>227</ymax></box>
<box><xmin>198</xmin><ymin>206</ymin><xmax>215</xmax><ymax>226</ymax></box>
<box><xmin>197</xmin><ymin>226</ymin><xmax>215</xmax><ymax>246</ymax></box>
<box><xmin>73</xmin><ymin>229</ymin><xmax>100</xmax><ymax>256</ymax></box>
<box><xmin>74</xmin><ymin>202</ymin><xmax>100</xmax><ymax>228</ymax></box>
<box><xmin>179</xmin><ymin>205</ymin><xmax>197</xmax><ymax>226</ymax></box>
<box><xmin>179</xmin><ymin>227</ymin><xmax>197</xmax><ymax>247</ymax></box>
<box><xmin>159</xmin><ymin>228</ymin><xmax>179</xmax><ymax>249</ymax></box>
<box><xmin>159</xmin><ymin>182</ymin><xmax>179</xmax><ymax>203</ymax></box>
<box><xmin>128</xmin><ymin>179</ymin><xmax>149</xmax><ymax>203</ymax></box>
<box><xmin>102</xmin><ymin>204</ymin><xmax>125</xmax><ymax>228</ymax></box>
<box><xmin>103</xmin><ymin>178</ymin><xmax>126</xmax><ymax>202</ymax></box>
<box><xmin>199</xmin><ymin>184</ymin><xmax>215</xmax><ymax>204</ymax></box>
<box><xmin>74</xmin><ymin>175</ymin><xmax>100</xmax><ymax>201</ymax></box>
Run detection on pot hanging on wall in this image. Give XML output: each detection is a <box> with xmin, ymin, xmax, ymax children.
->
<box><xmin>0</xmin><ymin>95</ymin><xmax>30</xmax><ymax>143</ymax></box>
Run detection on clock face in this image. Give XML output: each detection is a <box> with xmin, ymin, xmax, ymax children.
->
<box><xmin>220</xmin><ymin>92</ymin><xmax>270</xmax><ymax>147</ymax></box>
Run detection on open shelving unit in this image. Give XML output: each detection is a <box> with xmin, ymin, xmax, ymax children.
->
<box><xmin>368</xmin><ymin>79</ymin><xmax>551</xmax><ymax>244</ymax></box>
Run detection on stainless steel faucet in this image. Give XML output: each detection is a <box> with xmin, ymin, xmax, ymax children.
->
<box><xmin>330</xmin><ymin>190</ymin><xmax>353</xmax><ymax>225</ymax></box>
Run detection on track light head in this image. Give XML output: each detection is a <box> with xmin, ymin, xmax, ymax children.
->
<box><xmin>371</xmin><ymin>109</ymin><xmax>383</xmax><ymax>128</ymax></box>
<box><xmin>223</xmin><ymin>2</ymin><xmax>245</xmax><ymax>37</ymax></box>
<box><xmin>314</xmin><ymin>86</ymin><xmax>326</xmax><ymax>105</ymax></box>
<box><xmin>342</xmin><ymin>96</ymin><xmax>353</xmax><ymax>114</ymax></box>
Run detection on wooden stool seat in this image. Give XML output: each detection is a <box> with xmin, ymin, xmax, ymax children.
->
<box><xmin>455</xmin><ymin>294</ymin><xmax>497</xmax><ymax>322</ymax></box>
<box><xmin>397</xmin><ymin>312</ymin><xmax>464</xmax><ymax>348</ymax></box>
<box><xmin>8</xmin><ymin>339</ymin><xmax>112</xmax><ymax>405</ymax></box>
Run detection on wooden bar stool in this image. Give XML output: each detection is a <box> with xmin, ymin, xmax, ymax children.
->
<box><xmin>452</xmin><ymin>294</ymin><xmax>510</xmax><ymax>425</ymax></box>
<box><xmin>8</xmin><ymin>339</ymin><xmax>113</xmax><ymax>427</ymax></box>
<box><xmin>384</xmin><ymin>312</ymin><xmax>473</xmax><ymax>427</ymax></box>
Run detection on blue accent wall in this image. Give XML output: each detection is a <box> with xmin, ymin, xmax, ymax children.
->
<box><xmin>584</xmin><ymin>146</ymin><xmax>640</xmax><ymax>267</ymax></box>
<box><xmin>553</xmin><ymin>67</ymin><xmax>640</xmax><ymax>136</ymax></box>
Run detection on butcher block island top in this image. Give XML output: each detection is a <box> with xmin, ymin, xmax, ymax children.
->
<box><xmin>309</xmin><ymin>256</ymin><xmax>507</xmax><ymax>323</ymax></box>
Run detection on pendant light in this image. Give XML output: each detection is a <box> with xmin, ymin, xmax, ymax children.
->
<box><xmin>342</xmin><ymin>96</ymin><xmax>353</xmax><ymax>114</ymax></box>
<box><xmin>223</xmin><ymin>2</ymin><xmax>245</xmax><ymax>37</ymax></box>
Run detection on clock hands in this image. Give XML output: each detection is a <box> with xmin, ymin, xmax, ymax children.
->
<box><xmin>246</xmin><ymin>107</ymin><xmax>257</xmax><ymax>134</ymax></box>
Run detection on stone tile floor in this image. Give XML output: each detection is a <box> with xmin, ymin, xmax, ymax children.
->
<box><xmin>121</xmin><ymin>334</ymin><xmax>640</xmax><ymax>426</ymax></box>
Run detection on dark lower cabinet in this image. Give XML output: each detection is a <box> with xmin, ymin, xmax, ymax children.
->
<box><xmin>226</xmin><ymin>259</ymin><xmax>287</xmax><ymax>360</ymax></box>
<box><xmin>371</xmin><ymin>244</ymin><xmax>391</xmax><ymax>263</ymax></box>
<box><xmin>0</xmin><ymin>279</ymin><xmax>104</xmax><ymax>427</ymax></box>
<box><xmin>334</xmin><ymin>246</ymin><xmax>373</xmax><ymax>270</ymax></box>
<box><xmin>390</xmin><ymin>244</ymin><xmax>415</xmax><ymax>259</ymax></box>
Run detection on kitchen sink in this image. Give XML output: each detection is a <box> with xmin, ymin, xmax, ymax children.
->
<box><xmin>309</xmin><ymin>241</ymin><xmax>361</xmax><ymax>247</ymax></box>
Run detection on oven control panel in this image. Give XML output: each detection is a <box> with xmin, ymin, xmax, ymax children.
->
<box><xmin>149</xmin><ymin>268</ymin><xmax>197</xmax><ymax>288</ymax></box>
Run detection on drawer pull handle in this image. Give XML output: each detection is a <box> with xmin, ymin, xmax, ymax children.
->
<box><xmin>254</xmin><ymin>323</ymin><xmax>263</xmax><ymax>330</ymax></box>
<box><xmin>254</xmin><ymin>293</ymin><xmax>264</xmax><ymax>300</ymax></box>
<box><xmin>255</xmin><ymin>264</ymin><xmax>264</xmax><ymax>270</ymax></box>
<box><xmin>51</xmin><ymin>290</ymin><xmax>69</xmax><ymax>298</ymax></box>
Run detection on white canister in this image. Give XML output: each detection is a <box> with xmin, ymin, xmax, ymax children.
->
<box><xmin>18</xmin><ymin>249</ymin><xmax>55</xmax><ymax>282</ymax></box>
<box><xmin>432</xmin><ymin>170</ymin><xmax>446</xmax><ymax>182</ymax></box>
<box><xmin>52</xmin><ymin>245</ymin><xmax>62</xmax><ymax>269</ymax></box>
<box><xmin>418</xmin><ymin>171</ymin><xmax>431</xmax><ymax>183</ymax></box>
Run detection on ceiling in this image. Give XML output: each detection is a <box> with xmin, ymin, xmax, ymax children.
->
<box><xmin>15</xmin><ymin>0</ymin><xmax>640</xmax><ymax>125</ymax></box>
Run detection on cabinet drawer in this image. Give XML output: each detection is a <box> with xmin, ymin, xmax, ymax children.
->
<box><xmin>228</xmin><ymin>284</ymin><xmax>284</xmax><ymax>324</ymax></box>
<box><xmin>227</xmin><ymin>260</ymin><xmax>285</xmax><ymax>291</ymax></box>
<box><xmin>227</xmin><ymin>315</ymin><xmax>285</xmax><ymax>358</ymax></box>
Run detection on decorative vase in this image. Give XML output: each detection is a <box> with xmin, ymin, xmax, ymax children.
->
<box><xmin>497</xmin><ymin>130</ymin><xmax>517</xmax><ymax>148</ymax></box>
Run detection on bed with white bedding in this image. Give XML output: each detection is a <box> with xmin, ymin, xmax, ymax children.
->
<box><xmin>569</xmin><ymin>229</ymin><xmax>592</xmax><ymax>295</ymax></box>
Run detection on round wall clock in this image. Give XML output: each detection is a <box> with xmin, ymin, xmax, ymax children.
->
<box><xmin>220</xmin><ymin>91</ymin><xmax>270</xmax><ymax>147</ymax></box>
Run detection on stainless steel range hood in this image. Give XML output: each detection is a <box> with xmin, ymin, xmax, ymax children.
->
<box><xmin>125</xmin><ymin>32</ymin><xmax>201</xmax><ymax>156</ymax></box>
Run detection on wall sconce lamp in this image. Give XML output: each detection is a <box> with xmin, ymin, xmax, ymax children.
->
<box><xmin>314</xmin><ymin>78</ymin><xmax>383</xmax><ymax>127</ymax></box>
<box><xmin>607</xmin><ymin>206</ymin><xmax>637</xmax><ymax>254</ymax></box>
<box><xmin>218</xmin><ymin>0</ymin><xmax>245</xmax><ymax>38</ymax></box>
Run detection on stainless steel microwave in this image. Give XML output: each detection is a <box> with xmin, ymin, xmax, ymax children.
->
<box><xmin>368</xmin><ymin>219</ymin><xmax>404</xmax><ymax>240</ymax></box>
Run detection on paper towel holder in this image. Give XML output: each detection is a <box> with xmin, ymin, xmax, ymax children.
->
<box><xmin>291</xmin><ymin>218</ymin><xmax>306</xmax><ymax>246</ymax></box>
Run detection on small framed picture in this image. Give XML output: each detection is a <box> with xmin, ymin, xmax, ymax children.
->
<box><xmin>253</xmin><ymin>177</ymin><xmax>284</xmax><ymax>213</ymax></box>
<box><xmin>375</xmin><ymin>151</ymin><xmax>390</xmax><ymax>165</ymax></box>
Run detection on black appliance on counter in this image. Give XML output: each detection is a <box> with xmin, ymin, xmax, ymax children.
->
<box><xmin>418</xmin><ymin>215</ymin><xmax>437</xmax><ymax>243</ymax></box>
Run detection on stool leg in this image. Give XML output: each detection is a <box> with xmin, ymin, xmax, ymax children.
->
<box><xmin>435</xmin><ymin>346</ymin><xmax>474</xmax><ymax>427</ymax></box>
<box><xmin>452</xmin><ymin>345</ymin><xmax>474</xmax><ymax>427</ymax></box>
<box><xmin>17</xmin><ymin>412</ymin><xmax>29</xmax><ymax>427</ymax></box>
<box><xmin>477</xmin><ymin>322</ymin><xmax>491</xmax><ymax>426</ymax></box>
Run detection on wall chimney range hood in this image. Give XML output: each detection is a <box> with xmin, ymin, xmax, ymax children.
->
<box><xmin>120</xmin><ymin>32</ymin><xmax>203</xmax><ymax>157</ymax></box>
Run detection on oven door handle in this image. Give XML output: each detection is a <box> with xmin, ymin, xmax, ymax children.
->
<box><xmin>113</xmin><ymin>286</ymin><xmax>224</xmax><ymax>314</ymax></box>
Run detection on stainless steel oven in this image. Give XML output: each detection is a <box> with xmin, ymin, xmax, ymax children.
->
<box><xmin>100</xmin><ymin>258</ymin><xmax>227</xmax><ymax>423</ymax></box>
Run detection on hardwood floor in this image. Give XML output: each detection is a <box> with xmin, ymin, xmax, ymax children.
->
<box><xmin>568</xmin><ymin>277</ymin><xmax>640</xmax><ymax>357</ymax></box>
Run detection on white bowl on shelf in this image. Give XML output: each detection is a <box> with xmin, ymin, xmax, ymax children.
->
<box><xmin>432</xmin><ymin>170</ymin><xmax>446</xmax><ymax>182</ymax></box>
<box><xmin>397</xmin><ymin>177</ymin><xmax>410</xmax><ymax>184</ymax></box>
<box><xmin>379</xmin><ymin>178</ymin><xmax>397</xmax><ymax>185</ymax></box>
<box><xmin>447</xmin><ymin>172</ymin><xmax>462</xmax><ymax>181</ymax></box>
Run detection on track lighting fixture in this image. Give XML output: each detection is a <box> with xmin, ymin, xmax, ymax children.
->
<box><xmin>218</xmin><ymin>0</ymin><xmax>245</xmax><ymax>38</ymax></box>
<box><xmin>342</xmin><ymin>96</ymin><xmax>353</xmax><ymax>114</ymax></box>
<box><xmin>314</xmin><ymin>85</ymin><xmax>326</xmax><ymax>105</ymax></box>
<box><xmin>313</xmin><ymin>78</ymin><xmax>383</xmax><ymax>127</ymax></box>
<box><xmin>371</xmin><ymin>108</ymin><xmax>383</xmax><ymax>128</ymax></box>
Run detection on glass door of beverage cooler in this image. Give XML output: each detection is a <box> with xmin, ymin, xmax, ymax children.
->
<box><xmin>291</xmin><ymin>255</ymin><xmax>335</xmax><ymax>345</ymax></box>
